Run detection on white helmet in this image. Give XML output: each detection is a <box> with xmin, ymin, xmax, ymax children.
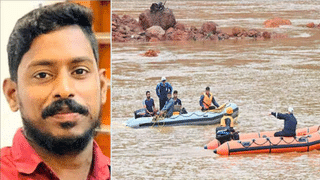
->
<box><xmin>161</xmin><ymin>76</ymin><xmax>166</xmax><ymax>81</ymax></box>
<box><xmin>288</xmin><ymin>107</ymin><xmax>294</xmax><ymax>113</ymax></box>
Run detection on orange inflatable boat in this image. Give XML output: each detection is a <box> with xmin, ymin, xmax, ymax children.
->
<box><xmin>205</xmin><ymin>125</ymin><xmax>320</xmax><ymax>150</ymax></box>
<box><xmin>213</xmin><ymin>130</ymin><xmax>320</xmax><ymax>155</ymax></box>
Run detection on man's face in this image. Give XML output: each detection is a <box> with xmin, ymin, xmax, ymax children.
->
<box><xmin>173</xmin><ymin>93</ymin><xmax>178</xmax><ymax>99</ymax></box>
<box><xmin>206</xmin><ymin>90</ymin><xmax>210</xmax><ymax>95</ymax></box>
<box><xmin>14</xmin><ymin>25</ymin><xmax>107</xmax><ymax>140</ymax></box>
<box><xmin>146</xmin><ymin>92</ymin><xmax>150</xmax><ymax>99</ymax></box>
<box><xmin>162</xmin><ymin>80</ymin><xmax>166</xmax><ymax>85</ymax></box>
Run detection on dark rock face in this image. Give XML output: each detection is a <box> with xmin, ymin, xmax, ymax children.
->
<box><xmin>139</xmin><ymin>8</ymin><xmax>176</xmax><ymax>30</ymax></box>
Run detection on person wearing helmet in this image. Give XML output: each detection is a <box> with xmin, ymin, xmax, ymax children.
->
<box><xmin>215</xmin><ymin>107</ymin><xmax>238</xmax><ymax>144</ymax></box>
<box><xmin>199</xmin><ymin>86</ymin><xmax>220</xmax><ymax>111</ymax></box>
<box><xmin>220</xmin><ymin>107</ymin><xmax>235</xmax><ymax>132</ymax></box>
<box><xmin>156</xmin><ymin>77</ymin><xmax>173</xmax><ymax>110</ymax></box>
<box><xmin>270</xmin><ymin>107</ymin><xmax>297</xmax><ymax>137</ymax></box>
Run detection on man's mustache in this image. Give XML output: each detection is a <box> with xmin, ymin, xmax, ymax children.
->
<box><xmin>42</xmin><ymin>99</ymin><xmax>89</xmax><ymax>119</ymax></box>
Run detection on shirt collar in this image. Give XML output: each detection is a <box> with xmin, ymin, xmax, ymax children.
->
<box><xmin>12</xmin><ymin>128</ymin><xmax>43</xmax><ymax>174</ymax></box>
<box><xmin>12</xmin><ymin>128</ymin><xmax>110</xmax><ymax>178</ymax></box>
<box><xmin>90</xmin><ymin>140</ymin><xmax>111</xmax><ymax>178</ymax></box>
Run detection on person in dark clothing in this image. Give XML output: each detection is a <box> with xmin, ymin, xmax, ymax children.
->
<box><xmin>199</xmin><ymin>87</ymin><xmax>219</xmax><ymax>111</ymax></box>
<box><xmin>270</xmin><ymin>107</ymin><xmax>297</xmax><ymax>137</ymax></box>
<box><xmin>143</xmin><ymin>91</ymin><xmax>157</xmax><ymax>116</ymax></box>
<box><xmin>156</xmin><ymin>76</ymin><xmax>173</xmax><ymax>110</ymax></box>
<box><xmin>159</xmin><ymin>92</ymin><xmax>175</xmax><ymax>118</ymax></box>
<box><xmin>173</xmin><ymin>90</ymin><xmax>182</xmax><ymax>106</ymax></box>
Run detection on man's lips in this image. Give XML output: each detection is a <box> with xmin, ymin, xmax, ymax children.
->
<box><xmin>51</xmin><ymin>113</ymin><xmax>80</xmax><ymax>121</ymax></box>
<box><xmin>48</xmin><ymin>106</ymin><xmax>81</xmax><ymax>122</ymax></box>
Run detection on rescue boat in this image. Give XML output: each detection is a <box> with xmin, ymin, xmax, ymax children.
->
<box><xmin>205</xmin><ymin>125</ymin><xmax>320</xmax><ymax>150</ymax></box>
<box><xmin>213</xmin><ymin>130</ymin><xmax>320</xmax><ymax>155</ymax></box>
<box><xmin>125</xmin><ymin>103</ymin><xmax>239</xmax><ymax>128</ymax></box>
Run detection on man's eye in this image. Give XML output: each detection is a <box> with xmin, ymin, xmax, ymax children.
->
<box><xmin>73</xmin><ymin>68</ymin><xmax>88</xmax><ymax>75</ymax></box>
<box><xmin>35</xmin><ymin>72</ymin><xmax>49</xmax><ymax>79</ymax></box>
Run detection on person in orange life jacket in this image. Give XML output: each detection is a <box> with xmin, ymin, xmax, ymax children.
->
<box><xmin>143</xmin><ymin>91</ymin><xmax>157</xmax><ymax>116</ymax></box>
<box><xmin>216</xmin><ymin>107</ymin><xmax>239</xmax><ymax>143</ymax></box>
<box><xmin>199</xmin><ymin>86</ymin><xmax>219</xmax><ymax>111</ymax></box>
<box><xmin>220</xmin><ymin>107</ymin><xmax>235</xmax><ymax>132</ymax></box>
<box><xmin>156</xmin><ymin>76</ymin><xmax>173</xmax><ymax>110</ymax></box>
<box><xmin>270</xmin><ymin>107</ymin><xmax>297</xmax><ymax>137</ymax></box>
<box><xmin>173</xmin><ymin>90</ymin><xmax>182</xmax><ymax>106</ymax></box>
<box><xmin>159</xmin><ymin>92</ymin><xmax>175</xmax><ymax>118</ymax></box>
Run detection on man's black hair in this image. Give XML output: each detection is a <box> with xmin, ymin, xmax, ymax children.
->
<box><xmin>146</xmin><ymin>91</ymin><xmax>150</xmax><ymax>95</ymax></box>
<box><xmin>206</xmin><ymin>87</ymin><xmax>210</xmax><ymax>91</ymax></box>
<box><xmin>173</xmin><ymin>90</ymin><xmax>178</xmax><ymax>94</ymax></box>
<box><xmin>7</xmin><ymin>2</ymin><xmax>99</xmax><ymax>82</ymax></box>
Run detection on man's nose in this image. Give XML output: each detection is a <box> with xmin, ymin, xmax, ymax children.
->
<box><xmin>53</xmin><ymin>71</ymin><xmax>75</xmax><ymax>99</ymax></box>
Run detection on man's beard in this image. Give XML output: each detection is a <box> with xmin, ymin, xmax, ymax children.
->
<box><xmin>21</xmin><ymin>99</ymin><xmax>101</xmax><ymax>155</ymax></box>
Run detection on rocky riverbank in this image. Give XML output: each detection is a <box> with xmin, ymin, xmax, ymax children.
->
<box><xmin>112</xmin><ymin>6</ymin><xmax>317</xmax><ymax>43</ymax></box>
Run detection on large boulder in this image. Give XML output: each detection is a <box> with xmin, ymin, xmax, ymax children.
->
<box><xmin>139</xmin><ymin>8</ymin><xmax>176</xmax><ymax>30</ymax></box>
<box><xmin>264</xmin><ymin>17</ymin><xmax>292</xmax><ymax>28</ymax></box>
<box><xmin>145</xmin><ymin>26</ymin><xmax>166</xmax><ymax>41</ymax></box>
<box><xmin>200</xmin><ymin>22</ymin><xmax>218</xmax><ymax>34</ymax></box>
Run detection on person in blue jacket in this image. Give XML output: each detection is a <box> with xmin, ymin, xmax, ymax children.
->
<box><xmin>156</xmin><ymin>77</ymin><xmax>173</xmax><ymax>110</ymax></box>
<box><xmin>143</xmin><ymin>91</ymin><xmax>157</xmax><ymax>116</ymax></box>
<box><xmin>199</xmin><ymin>87</ymin><xmax>219</xmax><ymax>111</ymax></box>
<box><xmin>270</xmin><ymin>107</ymin><xmax>297</xmax><ymax>137</ymax></box>
<box><xmin>159</xmin><ymin>92</ymin><xmax>175</xmax><ymax>118</ymax></box>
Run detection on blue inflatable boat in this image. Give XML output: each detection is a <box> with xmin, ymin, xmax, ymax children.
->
<box><xmin>125</xmin><ymin>103</ymin><xmax>239</xmax><ymax>128</ymax></box>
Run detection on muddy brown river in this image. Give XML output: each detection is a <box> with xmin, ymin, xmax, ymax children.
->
<box><xmin>111</xmin><ymin>0</ymin><xmax>320</xmax><ymax>179</ymax></box>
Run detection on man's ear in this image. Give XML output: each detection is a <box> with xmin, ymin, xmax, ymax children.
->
<box><xmin>3</xmin><ymin>78</ymin><xmax>19</xmax><ymax>112</ymax></box>
<box><xmin>99</xmin><ymin>69</ymin><xmax>108</xmax><ymax>105</ymax></box>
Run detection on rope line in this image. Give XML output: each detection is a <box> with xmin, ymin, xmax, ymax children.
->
<box><xmin>240</xmin><ymin>136</ymin><xmax>305</xmax><ymax>148</ymax></box>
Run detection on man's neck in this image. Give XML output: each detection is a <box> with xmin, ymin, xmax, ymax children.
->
<box><xmin>27</xmin><ymin>136</ymin><xmax>94</xmax><ymax>180</ymax></box>
<box><xmin>174</xmin><ymin>97</ymin><xmax>177</xmax><ymax>100</ymax></box>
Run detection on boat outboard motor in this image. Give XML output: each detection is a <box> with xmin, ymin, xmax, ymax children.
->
<box><xmin>216</xmin><ymin>126</ymin><xmax>232</xmax><ymax>144</ymax></box>
<box><xmin>134</xmin><ymin>108</ymin><xmax>147</xmax><ymax>119</ymax></box>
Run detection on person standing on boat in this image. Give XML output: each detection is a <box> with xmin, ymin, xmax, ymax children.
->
<box><xmin>270</xmin><ymin>107</ymin><xmax>297</xmax><ymax>137</ymax></box>
<box><xmin>156</xmin><ymin>77</ymin><xmax>173</xmax><ymax>110</ymax></box>
<box><xmin>199</xmin><ymin>86</ymin><xmax>220</xmax><ymax>111</ymax></box>
<box><xmin>159</xmin><ymin>92</ymin><xmax>175</xmax><ymax>118</ymax></box>
<box><xmin>143</xmin><ymin>91</ymin><xmax>157</xmax><ymax>116</ymax></box>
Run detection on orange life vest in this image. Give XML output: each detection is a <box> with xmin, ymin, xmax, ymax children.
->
<box><xmin>203</xmin><ymin>92</ymin><xmax>213</xmax><ymax>109</ymax></box>
<box><xmin>220</xmin><ymin>115</ymin><xmax>234</xmax><ymax>127</ymax></box>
